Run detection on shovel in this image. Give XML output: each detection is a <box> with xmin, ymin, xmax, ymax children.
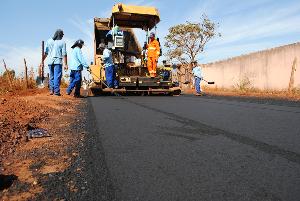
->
<box><xmin>202</xmin><ymin>79</ymin><xmax>215</xmax><ymax>85</ymax></box>
<box><xmin>182</xmin><ymin>78</ymin><xmax>215</xmax><ymax>85</ymax></box>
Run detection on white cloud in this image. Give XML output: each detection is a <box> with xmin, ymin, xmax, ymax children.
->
<box><xmin>183</xmin><ymin>0</ymin><xmax>300</xmax><ymax>63</ymax></box>
<box><xmin>1</xmin><ymin>0</ymin><xmax>299</xmax><ymax>75</ymax></box>
<box><xmin>0</xmin><ymin>17</ymin><xmax>94</xmax><ymax>77</ymax></box>
<box><xmin>0</xmin><ymin>44</ymin><xmax>41</xmax><ymax>76</ymax></box>
<box><xmin>201</xmin><ymin>41</ymin><xmax>276</xmax><ymax>63</ymax></box>
<box><xmin>69</xmin><ymin>17</ymin><xmax>93</xmax><ymax>40</ymax></box>
<box><xmin>68</xmin><ymin>17</ymin><xmax>94</xmax><ymax>64</ymax></box>
<box><xmin>209</xmin><ymin>1</ymin><xmax>300</xmax><ymax>47</ymax></box>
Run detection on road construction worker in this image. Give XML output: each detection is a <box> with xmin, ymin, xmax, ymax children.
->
<box><xmin>141</xmin><ymin>42</ymin><xmax>148</xmax><ymax>67</ymax></box>
<box><xmin>147</xmin><ymin>32</ymin><xmax>160</xmax><ymax>78</ymax></box>
<box><xmin>41</xmin><ymin>29</ymin><xmax>68</xmax><ymax>96</ymax></box>
<box><xmin>99</xmin><ymin>43</ymin><xmax>118</xmax><ymax>88</ymax></box>
<box><xmin>191</xmin><ymin>61</ymin><xmax>203</xmax><ymax>96</ymax></box>
<box><xmin>66</xmin><ymin>39</ymin><xmax>89</xmax><ymax>98</ymax></box>
<box><xmin>171</xmin><ymin>64</ymin><xmax>181</xmax><ymax>87</ymax></box>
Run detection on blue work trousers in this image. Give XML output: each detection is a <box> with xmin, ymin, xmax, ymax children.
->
<box><xmin>49</xmin><ymin>64</ymin><xmax>62</xmax><ymax>95</ymax></box>
<box><xmin>66</xmin><ymin>70</ymin><xmax>82</xmax><ymax>96</ymax></box>
<box><xmin>105</xmin><ymin>65</ymin><xmax>118</xmax><ymax>88</ymax></box>
<box><xmin>173</xmin><ymin>82</ymin><xmax>179</xmax><ymax>87</ymax></box>
<box><xmin>195</xmin><ymin>77</ymin><xmax>202</xmax><ymax>94</ymax></box>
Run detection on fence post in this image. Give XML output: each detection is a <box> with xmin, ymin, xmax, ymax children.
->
<box><xmin>2</xmin><ymin>59</ymin><xmax>13</xmax><ymax>90</ymax></box>
<box><xmin>42</xmin><ymin>41</ymin><xmax>45</xmax><ymax>81</ymax></box>
<box><xmin>24</xmin><ymin>58</ymin><xmax>29</xmax><ymax>89</ymax></box>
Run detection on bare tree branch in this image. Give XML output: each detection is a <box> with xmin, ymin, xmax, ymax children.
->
<box><xmin>164</xmin><ymin>15</ymin><xmax>220</xmax><ymax>64</ymax></box>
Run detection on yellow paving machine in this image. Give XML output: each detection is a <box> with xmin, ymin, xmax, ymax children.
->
<box><xmin>88</xmin><ymin>3</ymin><xmax>181</xmax><ymax>95</ymax></box>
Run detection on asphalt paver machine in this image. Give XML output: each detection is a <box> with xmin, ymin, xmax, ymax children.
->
<box><xmin>88</xmin><ymin>3</ymin><xmax>181</xmax><ymax>95</ymax></box>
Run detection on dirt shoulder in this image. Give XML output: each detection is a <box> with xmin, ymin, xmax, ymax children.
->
<box><xmin>206</xmin><ymin>89</ymin><xmax>300</xmax><ymax>101</ymax></box>
<box><xmin>0</xmin><ymin>90</ymin><xmax>87</xmax><ymax>200</ymax></box>
<box><xmin>183</xmin><ymin>88</ymin><xmax>300</xmax><ymax>107</ymax></box>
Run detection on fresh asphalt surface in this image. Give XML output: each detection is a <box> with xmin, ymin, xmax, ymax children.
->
<box><xmin>88</xmin><ymin>95</ymin><xmax>300</xmax><ymax>201</ymax></box>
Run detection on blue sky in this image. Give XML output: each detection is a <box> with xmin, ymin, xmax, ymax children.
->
<box><xmin>0</xmin><ymin>0</ymin><xmax>300</xmax><ymax>74</ymax></box>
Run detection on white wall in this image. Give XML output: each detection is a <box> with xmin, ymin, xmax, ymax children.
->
<box><xmin>203</xmin><ymin>42</ymin><xmax>300</xmax><ymax>90</ymax></box>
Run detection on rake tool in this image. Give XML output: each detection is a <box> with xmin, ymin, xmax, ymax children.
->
<box><xmin>88</xmin><ymin>69</ymin><xmax>121</xmax><ymax>96</ymax></box>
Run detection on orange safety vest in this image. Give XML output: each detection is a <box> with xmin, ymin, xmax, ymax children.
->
<box><xmin>147</xmin><ymin>39</ymin><xmax>160</xmax><ymax>58</ymax></box>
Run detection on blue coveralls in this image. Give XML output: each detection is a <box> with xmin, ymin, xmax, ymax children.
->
<box><xmin>45</xmin><ymin>38</ymin><xmax>67</xmax><ymax>95</ymax></box>
<box><xmin>103</xmin><ymin>48</ymin><xmax>118</xmax><ymax>88</ymax></box>
<box><xmin>66</xmin><ymin>47</ymin><xmax>89</xmax><ymax>96</ymax></box>
<box><xmin>171</xmin><ymin>68</ymin><xmax>180</xmax><ymax>87</ymax></box>
<box><xmin>192</xmin><ymin>66</ymin><xmax>203</xmax><ymax>94</ymax></box>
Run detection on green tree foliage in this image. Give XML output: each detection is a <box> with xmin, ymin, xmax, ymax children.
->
<box><xmin>164</xmin><ymin>15</ymin><xmax>220</xmax><ymax>64</ymax></box>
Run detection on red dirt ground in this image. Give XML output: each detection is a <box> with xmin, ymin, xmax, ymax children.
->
<box><xmin>183</xmin><ymin>87</ymin><xmax>300</xmax><ymax>101</ymax></box>
<box><xmin>0</xmin><ymin>89</ymin><xmax>85</xmax><ymax>200</ymax></box>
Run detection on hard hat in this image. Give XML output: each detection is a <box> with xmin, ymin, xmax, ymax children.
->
<box><xmin>71</xmin><ymin>39</ymin><xmax>84</xmax><ymax>48</ymax></box>
<box><xmin>52</xmin><ymin>29</ymin><xmax>64</xmax><ymax>40</ymax></box>
<box><xmin>118</xmin><ymin>3</ymin><xmax>123</xmax><ymax>11</ymax></box>
<box><xmin>150</xmin><ymin>32</ymin><xmax>155</xmax><ymax>38</ymax></box>
<box><xmin>98</xmin><ymin>43</ymin><xmax>106</xmax><ymax>49</ymax></box>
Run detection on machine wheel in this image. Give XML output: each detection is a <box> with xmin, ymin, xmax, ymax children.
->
<box><xmin>172</xmin><ymin>89</ymin><xmax>181</xmax><ymax>96</ymax></box>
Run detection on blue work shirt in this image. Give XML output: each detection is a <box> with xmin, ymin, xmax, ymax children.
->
<box><xmin>171</xmin><ymin>68</ymin><xmax>179</xmax><ymax>83</ymax></box>
<box><xmin>192</xmin><ymin>66</ymin><xmax>203</xmax><ymax>78</ymax></box>
<box><xmin>103</xmin><ymin>48</ymin><xmax>114</xmax><ymax>68</ymax></box>
<box><xmin>69</xmin><ymin>47</ymin><xmax>89</xmax><ymax>71</ymax></box>
<box><xmin>45</xmin><ymin>38</ymin><xmax>67</xmax><ymax>65</ymax></box>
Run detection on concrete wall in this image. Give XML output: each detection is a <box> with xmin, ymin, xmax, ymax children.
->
<box><xmin>203</xmin><ymin>42</ymin><xmax>300</xmax><ymax>90</ymax></box>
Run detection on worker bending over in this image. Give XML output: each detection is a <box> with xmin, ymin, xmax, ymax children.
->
<box><xmin>147</xmin><ymin>32</ymin><xmax>160</xmax><ymax>78</ymax></box>
<box><xmin>66</xmin><ymin>39</ymin><xmax>89</xmax><ymax>97</ymax></box>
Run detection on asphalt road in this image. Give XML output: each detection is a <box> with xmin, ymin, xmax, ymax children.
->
<box><xmin>88</xmin><ymin>95</ymin><xmax>300</xmax><ymax>201</ymax></box>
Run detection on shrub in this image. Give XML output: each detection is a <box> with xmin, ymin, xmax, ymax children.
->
<box><xmin>0</xmin><ymin>69</ymin><xmax>36</xmax><ymax>94</ymax></box>
<box><xmin>234</xmin><ymin>76</ymin><xmax>252</xmax><ymax>92</ymax></box>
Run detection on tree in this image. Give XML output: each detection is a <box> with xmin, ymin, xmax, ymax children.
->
<box><xmin>164</xmin><ymin>15</ymin><xmax>220</xmax><ymax>64</ymax></box>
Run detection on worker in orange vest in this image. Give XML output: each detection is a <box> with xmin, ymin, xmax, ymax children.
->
<box><xmin>147</xmin><ymin>32</ymin><xmax>160</xmax><ymax>78</ymax></box>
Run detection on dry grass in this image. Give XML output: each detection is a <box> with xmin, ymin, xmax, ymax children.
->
<box><xmin>0</xmin><ymin>70</ymin><xmax>36</xmax><ymax>94</ymax></box>
<box><xmin>202</xmin><ymin>85</ymin><xmax>300</xmax><ymax>101</ymax></box>
<box><xmin>0</xmin><ymin>71</ymin><xmax>70</xmax><ymax>95</ymax></box>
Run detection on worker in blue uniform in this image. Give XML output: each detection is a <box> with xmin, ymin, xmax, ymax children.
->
<box><xmin>191</xmin><ymin>61</ymin><xmax>203</xmax><ymax>96</ymax></box>
<box><xmin>66</xmin><ymin>39</ymin><xmax>89</xmax><ymax>97</ymax></box>
<box><xmin>99</xmin><ymin>43</ymin><xmax>118</xmax><ymax>88</ymax></box>
<box><xmin>41</xmin><ymin>29</ymin><xmax>68</xmax><ymax>96</ymax></box>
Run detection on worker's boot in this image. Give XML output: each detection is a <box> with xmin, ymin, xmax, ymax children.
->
<box><xmin>150</xmin><ymin>72</ymin><xmax>155</xmax><ymax>78</ymax></box>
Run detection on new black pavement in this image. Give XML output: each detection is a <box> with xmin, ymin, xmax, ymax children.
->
<box><xmin>88</xmin><ymin>95</ymin><xmax>300</xmax><ymax>201</ymax></box>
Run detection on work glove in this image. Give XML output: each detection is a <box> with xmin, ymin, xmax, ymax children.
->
<box><xmin>63</xmin><ymin>64</ymin><xmax>68</xmax><ymax>72</ymax></box>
